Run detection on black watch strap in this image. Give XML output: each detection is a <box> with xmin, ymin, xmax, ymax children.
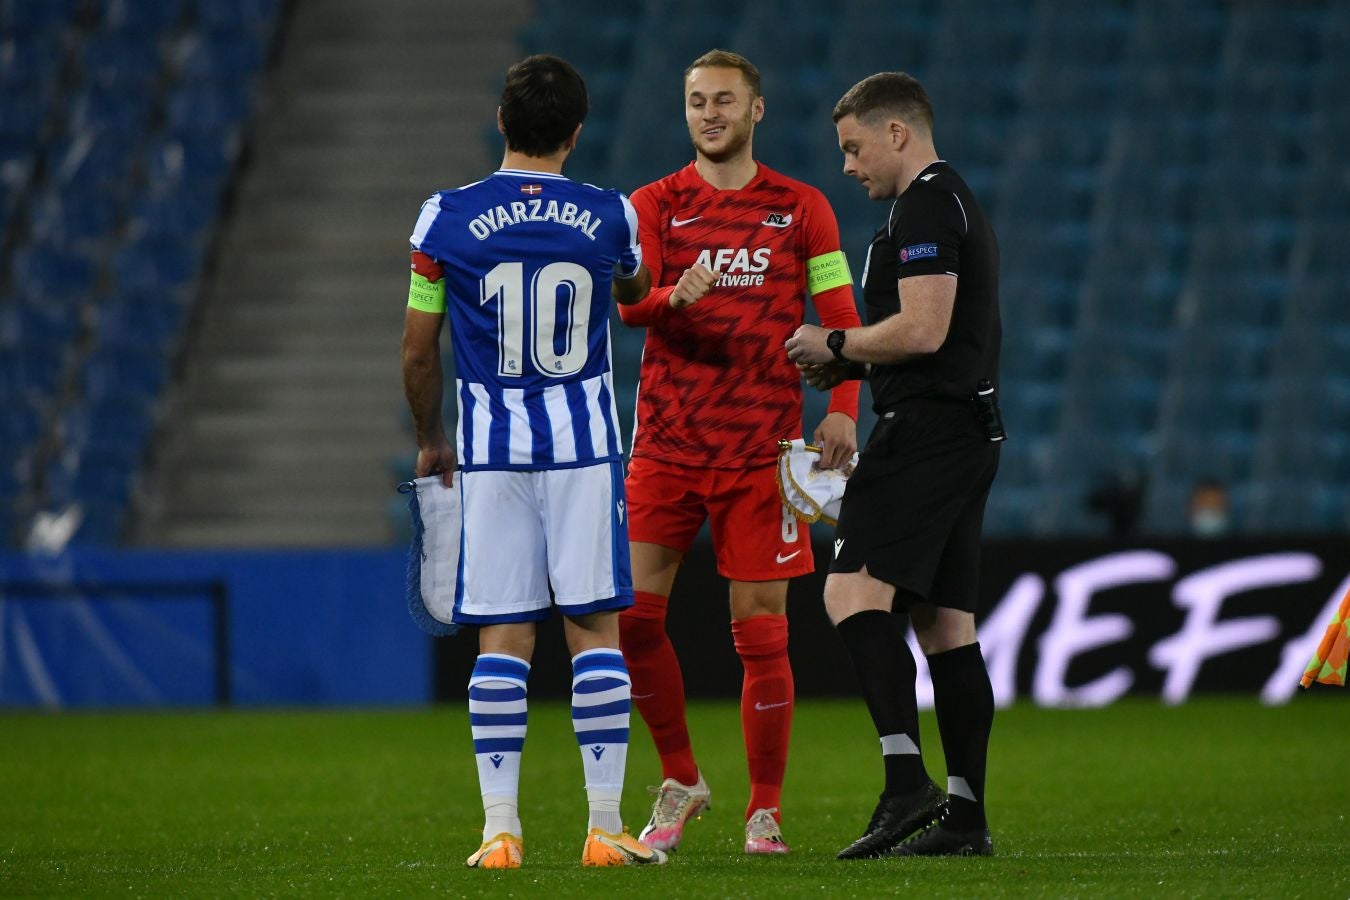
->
<box><xmin>827</xmin><ymin>329</ymin><xmax>847</xmax><ymax>362</ymax></box>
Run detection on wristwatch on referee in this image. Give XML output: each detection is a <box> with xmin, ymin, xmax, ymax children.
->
<box><xmin>826</xmin><ymin>329</ymin><xmax>848</xmax><ymax>362</ymax></box>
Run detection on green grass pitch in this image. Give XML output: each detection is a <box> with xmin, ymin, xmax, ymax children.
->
<box><xmin>2</xmin><ymin>697</ymin><xmax>1346</xmax><ymax>897</ymax></box>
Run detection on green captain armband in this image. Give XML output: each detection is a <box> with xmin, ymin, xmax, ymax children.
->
<box><xmin>408</xmin><ymin>270</ymin><xmax>446</xmax><ymax>313</ymax></box>
<box><xmin>806</xmin><ymin>250</ymin><xmax>852</xmax><ymax>295</ymax></box>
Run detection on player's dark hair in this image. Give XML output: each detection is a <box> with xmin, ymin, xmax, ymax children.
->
<box><xmin>685</xmin><ymin>49</ymin><xmax>761</xmax><ymax>98</ymax></box>
<box><xmin>500</xmin><ymin>54</ymin><xmax>589</xmax><ymax>157</ymax></box>
<box><xmin>832</xmin><ymin>72</ymin><xmax>933</xmax><ymax>133</ymax></box>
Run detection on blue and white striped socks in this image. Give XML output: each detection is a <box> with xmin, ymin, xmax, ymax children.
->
<box><xmin>468</xmin><ymin>653</ymin><xmax>529</xmax><ymax>841</ymax></box>
<box><xmin>571</xmin><ymin>648</ymin><xmax>631</xmax><ymax>834</ymax></box>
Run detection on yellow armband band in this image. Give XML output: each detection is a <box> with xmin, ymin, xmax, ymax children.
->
<box><xmin>806</xmin><ymin>250</ymin><xmax>852</xmax><ymax>295</ymax></box>
<box><xmin>408</xmin><ymin>271</ymin><xmax>446</xmax><ymax>313</ymax></box>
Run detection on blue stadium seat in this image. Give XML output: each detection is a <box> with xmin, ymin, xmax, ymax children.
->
<box><xmin>0</xmin><ymin>87</ymin><xmax>50</xmax><ymax>139</ymax></box>
<box><xmin>45</xmin><ymin>453</ymin><xmax>139</xmax><ymax>508</ymax></box>
<box><xmin>0</xmin><ymin>294</ymin><xmax>82</xmax><ymax>351</ymax></box>
<box><xmin>1154</xmin><ymin>428</ymin><xmax>1257</xmax><ymax>484</ymax></box>
<box><xmin>1000</xmin><ymin>221</ymin><xmax>1092</xmax><ymax>283</ymax></box>
<box><xmin>92</xmin><ymin>290</ymin><xmax>190</xmax><ymax>350</ymax></box>
<box><xmin>1267</xmin><ymin>326</ymin><xmax>1350</xmax><ymax>379</ymax></box>
<box><xmin>0</xmin><ymin>0</ymin><xmax>81</xmax><ymax>33</ymax></box>
<box><xmin>0</xmin><ymin>134</ymin><xmax>35</xmax><ymax>191</ymax></box>
<box><xmin>113</xmin><ymin>236</ymin><xmax>203</xmax><ymax>294</ymax></box>
<box><xmin>0</xmin><ymin>33</ymin><xmax>63</xmax><ymax>87</ymax></box>
<box><xmin>175</xmin><ymin>32</ymin><xmax>268</xmax><ymax>82</ymax></box>
<box><xmin>1001</xmin><ymin>326</ymin><xmax>1072</xmax><ymax>381</ymax></box>
<box><xmin>81</xmin><ymin>34</ymin><xmax>166</xmax><ymax>90</ymax></box>
<box><xmin>99</xmin><ymin>0</ymin><xmax>186</xmax><ymax>34</ymax></box>
<box><xmin>60</xmin><ymin>395</ymin><xmax>157</xmax><ymax>459</ymax></box>
<box><xmin>1155</xmin><ymin>376</ymin><xmax>1263</xmax><ymax>435</ymax></box>
<box><xmin>1175</xmin><ymin>273</ymin><xmax>1286</xmax><ymax>330</ymax></box>
<box><xmin>520</xmin><ymin>13</ymin><xmax>638</xmax><ymax>72</ymax></box>
<box><xmin>127</xmin><ymin>189</ymin><xmax>220</xmax><ymax>243</ymax></box>
<box><xmin>1021</xmin><ymin>64</ymin><xmax>1123</xmax><ymax>113</ymax></box>
<box><xmin>1226</xmin><ymin>7</ymin><xmax>1324</xmax><ymax>66</ymax></box>
<box><xmin>983</xmin><ymin>485</ymin><xmax>1050</xmax><ymax>536</ymax></box>
<box><xmin>27</xmin><ymin>185</ymin><xmax>124</xmax><ymax>247</ymax></box>
<box><xmin>1126</xmin><ymin>2</ymin><xmax>1226</xmax><ymax>66</ymax></box>
<box><xmin>827</xmin><ymin>13</ymin><xmax>933</xmax><ymax>87</ymax></box>
<box><xmin>193</xmin><ymin>0</ymin><xmax>283</xmax><ymax>36</ymax></box>
<box><xmin>46</xmin><ymin>132</ymin><xmax>138</xmax><ymax>195</ymax></box>
<box><xmin>997</xmin><ymin>162</ymin><xmax>1097</xmax><ymax>223</ymax></box>
<box><xmin>67</xmin><ymin>85</ymin><xmax>157</xmax><ymax>136</ymax></box>
<box><xmin>143</xmin><ymin>132</ymin><xmax>238</xmax><ymax>193</ymax></box>
<box><xmin>997</xmin><ymin>379</ymin><xmax>1063</xmax><ymax>438</ymax></box>
<box><xmin>79</xmin><ymin>343</ymin><xmax>172</xmax><ymax>400</ymax></box>
<box><xmin>1244</xmin><ymin>479</ymin><xmax>1347</xmax><ymax>535</ymax></box>
<box><xmin>1252</xmin><ymin>428</ymin><xmax>1350</xmax><ymax>486</ymax></box>
<box><xmin>165</xmin><ymin>82</ymin><xmax>252</xmax><ymax>134</ymax></box>
<box><xmin>9</xmin><ymin>240</ymin><xmax>98</xmax><ymax>303</ymax></box>
<box><xmin>0</xmin><ymin>386</ymin><xmax>45</xmax><ymax>451</ymax></box>
<box><xmin>0</xmin><ymin>344</ymin><xmax>68</xmax><ymax>398</ymax></box>
<box><xmin>1061</xmin><ymin>378</ymin><xmax>1162</xmax><ymax>436</ymax></box>
<box><xmin>68</xmin><ymin>499</ymin><xmax>128</xmax><ymax>545</ymax></box>
<box><xmin>1167</xmin><ymin>325</ymin><xmax>1273</xmax><ymax>381</ymax></box>
<box><xmin>1259</xmin><ymin>373</ymin><xmax>1350</xmax><ymax>436</ymax></box>
<box><xmin>1288</xmin><ymin>216</ymin><xmax>1350</xmax><ymax>278</ymax></box>
<box><xmin>1065</xmin><ymin>326</ymin><xmax>1173</xmax><ymax>382</ymax></box>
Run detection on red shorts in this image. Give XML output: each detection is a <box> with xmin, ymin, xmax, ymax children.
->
<box><xmin>625</xmin><ymin>455</ymin><xmax>814</xmax><ymax>582</ymax></box>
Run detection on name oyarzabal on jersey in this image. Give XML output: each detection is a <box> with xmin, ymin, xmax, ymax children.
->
<box><xmin>410</xmin><ymin>169</ymin><xmax>642</xmax><ymax>472</ymax></box>
<box><xmin>466</xmin><ymin>196</ymin><xmax>606</xmax><ymax>242</ymax></box>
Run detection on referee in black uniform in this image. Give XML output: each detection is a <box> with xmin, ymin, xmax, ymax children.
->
<box><xmin>786</xmin><ymin>71</ymin><xmax>1002</xmax><ymax>858</ymax></box>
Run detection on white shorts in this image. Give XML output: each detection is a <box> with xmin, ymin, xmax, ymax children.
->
<box><xmin>452</xmin><ymin>461</ymin><xmax>633</xmax><ymax>625</ymax></box>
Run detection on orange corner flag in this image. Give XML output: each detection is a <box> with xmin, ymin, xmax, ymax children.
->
<box><xmin>1300</xmin><ymin>586</ymin><xmax>1350</xmax><ymax>688</ymax></box>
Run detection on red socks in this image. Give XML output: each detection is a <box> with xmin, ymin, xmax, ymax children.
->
<box><xmin>732</xmin><ymin>614</ymin><xmax>793</xmax><ymax>821</ymax></box>
<box><xmin>619</xmin><ymin>591</ymin><xmax>699</xmax><ymax>786</ymax></box>
<box><xmin>620</xmin><ymin>599</ymin><xmax>794</xmax><ymax>821</ymax></box>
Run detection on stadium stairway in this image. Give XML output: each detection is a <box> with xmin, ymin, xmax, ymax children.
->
<box><xmin>136</xmin><ymin>0</ymin><xmax>529</xmax><ymax>546</ymax></box>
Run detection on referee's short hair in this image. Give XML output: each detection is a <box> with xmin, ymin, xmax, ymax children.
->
<box><xmin>685</xmin><ymin>49</ymin><xmax>761</xmax><ymax>98</ymax></box>
<box><xmin>500</xmin><ymin>54</ymin><xmax>589</xmax><ymax>157</ymax></box>
<box><xmin>833</xmin><ymin>72</ymin><xmax>933</xmax><ymax>134</ymax></box>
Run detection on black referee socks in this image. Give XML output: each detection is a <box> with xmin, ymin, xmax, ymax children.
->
<box><xmin>926</xmin><ymin>641</ymin><xmax>995</xmax><ymax>830</ymax></box>
<box><xmin>835</xmin><ymin>609</ymin><xmax>931</xmax><ymax>797</ymax></box>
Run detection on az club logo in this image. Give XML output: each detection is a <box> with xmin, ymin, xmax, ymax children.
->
<box><xmin>761</xmin><ymin>212</ymin><xmax>793</xmax><ymax>228</ymax></box>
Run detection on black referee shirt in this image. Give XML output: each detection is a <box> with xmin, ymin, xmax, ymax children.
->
<box><xmin>861</xmin><ymin>160</ymin><xmax>1000</xmax><ymax>409</ymax></box>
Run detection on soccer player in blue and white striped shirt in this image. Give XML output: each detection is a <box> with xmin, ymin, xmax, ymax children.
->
<box><xmin>401</xmin><ymin>54</ymin><xmax>665</xmax><ymax>870</ymax></box>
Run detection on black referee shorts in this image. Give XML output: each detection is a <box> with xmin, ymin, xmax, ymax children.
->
<box><xmin>830</xmin><ymin>398</ymin><xmax>1000</xmax><ymax>613</ymax></box>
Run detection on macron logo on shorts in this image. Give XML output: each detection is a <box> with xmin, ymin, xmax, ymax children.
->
<box><xmin>834</xmin><ymin>538</ymin><xmax>844</xmax><ymax>558</ymax></box>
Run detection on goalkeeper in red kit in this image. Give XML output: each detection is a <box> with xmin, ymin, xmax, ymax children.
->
<box><xmin>617</xmin><ymin>49</ymin><xmax>862</xmax><ymax>855</ymax></box>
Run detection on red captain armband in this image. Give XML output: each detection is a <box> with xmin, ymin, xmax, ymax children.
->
<box><xmin>408</xmin><ymin>250</ymin><xmax>446</xmax><ymax>312</ymax></box>
<box><xmin>410</xmin><ymin>250</ymin><xmax>443</xmax><ymax>281</ymax></box>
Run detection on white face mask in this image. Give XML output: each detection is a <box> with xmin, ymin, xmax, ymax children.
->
<box><xmin>1191</xmin><ymin>509</ymin><xmax>1230</xmax><ymax>537</ymax></box>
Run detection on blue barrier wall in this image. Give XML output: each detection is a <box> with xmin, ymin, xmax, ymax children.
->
<box><xmin>0</xmin><ymin>548</ymin><xmax>427</xmax><ymax>707</ymax></box>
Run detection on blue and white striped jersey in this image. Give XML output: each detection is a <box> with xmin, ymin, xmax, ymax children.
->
<box><xmin>411</xmin><ymin>169</ymin><xmax>642</xmax><ymax>471</ymax></box>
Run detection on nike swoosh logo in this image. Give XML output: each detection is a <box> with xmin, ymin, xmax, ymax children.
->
<box><xmin>775</xmin><ymin>550</ymin><xmax>802</xmax><ymax>564</ymax></box>
<box><xmin>755</xmin><ymin>701</ymin><xmax>790</xmax><ymax>711</ymax></box>
<box><xmin>632</xmin><ymin>693</ymin><xmax>655</xmax><ymax>700</ymax></box>
<box><xmin>671</xmin><ymin>215</ymin><xmax>701</xmax><ymax>227</ymax></box>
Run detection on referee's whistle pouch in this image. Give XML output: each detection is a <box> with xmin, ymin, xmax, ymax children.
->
<box><xmin>973</xmin><ymin>380</ymin><xmax>1007</xmax><ymax>443</ymax></box>
<box><xmin>398</xmin><ymin>474</ymin><xmax>463</xmax><ymax>636</ymax></box>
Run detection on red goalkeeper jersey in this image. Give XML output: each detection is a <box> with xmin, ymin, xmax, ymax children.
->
<box><xmin>620</xmin><ymin>162</ymin><xmax>862</xmax><ymax>468</ymax></box>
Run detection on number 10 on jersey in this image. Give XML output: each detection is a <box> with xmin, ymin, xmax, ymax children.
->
<box><xmin>480</xmin><ymin>261</ymin><xmax>594</xmax><ymax>378</ymax></box>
